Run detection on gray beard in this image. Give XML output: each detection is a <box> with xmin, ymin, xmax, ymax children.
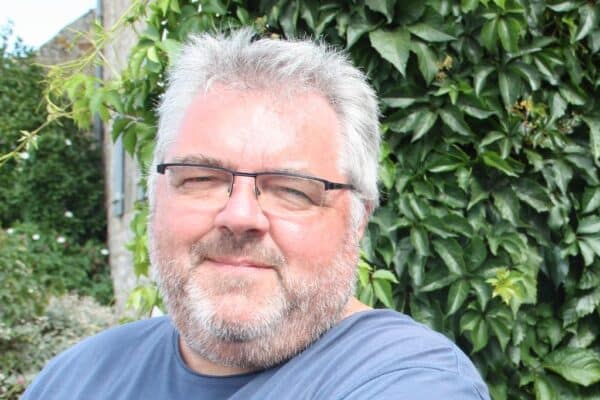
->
<box><xmin>150</xmin><ymin>229</ymin><xmax>359</xmax><ymax>370</ymax></box>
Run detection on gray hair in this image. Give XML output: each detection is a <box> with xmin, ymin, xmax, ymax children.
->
<box><xmin>149</xmin><ymin>29</ymin><xmax>380</xmax><ymax>223</ymax></box>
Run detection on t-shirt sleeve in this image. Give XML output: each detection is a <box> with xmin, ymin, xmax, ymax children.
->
<box><xmin>339</xmin><ymin>367</ymin><xmax>489</xmax><ymax>400</ymax></box>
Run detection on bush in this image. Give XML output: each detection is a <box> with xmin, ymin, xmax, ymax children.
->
<box><xmin>8</xmin><ymin>126</ymin><xmax>106</xmax><ymax>244</ymax></box>
<box><xmin>0</xmin><ymin>294</ymin><xmax>117</xmax><ymax>400</ymax></box>
<box><xmin>0</xmin><ymin>223</ymin><xmax>113</xmax><ymax>323</ymax></box>
<box><xmin>0</xmin><ymin>23</ymin><xmax>106</xmax><ymax>245</ymax></box>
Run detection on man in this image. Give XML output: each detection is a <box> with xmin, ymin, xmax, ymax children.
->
<box><xmin>24</xmin><ymin>29</ymin><xmax>490</xmax><ymax>399</ymax></box>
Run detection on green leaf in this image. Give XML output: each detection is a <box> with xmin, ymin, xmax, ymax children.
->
<box><xmin>582</xmin><ymin>186</ymin><xmax>600</xmax><ymax>214</ymax></box>
<box><xmin>579</xmin><ymin>239</ymin><xmax>596</xmax><ymax>266</ymax></box>
<box><xmin>365</xmin><ymin>0</ymin><xmax>395</xmax><ymax>23</ymax></box>
<box><xmin>372</xmin><ymin>269</ymin><xmax>399</xmax><ymax>283</ymax></box>
<box><xmin>122</xmin><ymin>125</ymin><xmax>138</xmax><ymax>156</ymax></box>
<box><xmin>481</xmin><ymin>151</ymin><xmax>519</xmax><ymax>177</ymax></box>
<box><xmin>411</xmin><ymin>110</ymin><xmax>438</xmax><ymax>141</ymax></box>
<box><xmin>575</xmin><ymin>4</ymin><xmax>598</xmax><ymax>42</ymax></box>
<box><xmin>146</xmin><ymin>46</ymin><xmax>160</xmax><ymax>64</ymax></box>
<box><xmin>411</xmin><ymin>42</ymin><xmax>438</xmax><ymax>84</ymax></box>
<box><xmin>547</xmin><ymin>2</ymin><xmax>582</xmax><ymax>12</ymax></box>
<box><xmin>202</xmin><ymin>0</ymin><xmax>228</xmax><ymax>14</ymax></box>
<box><xmin>480</xmin><ymin>18</ymin><xmax>498</xmax><ymax>51</ymax></box>
<box><xmin>474</xmin><ymin>66</ymin><xmax>495</xmax><ymax>96</ymax></box>
<box><xmin>498</xmin><ymin>17</ymin><xmax>520</xmax><ymax>53</ymax></box>
<box><xmin>533</xmin><ymin>376</ymin><xmax>556</xmax><ymax>400</ymax></box>
<box><xmin>369</xmin><ymin>28</ymin><xmax>411</xmax><ymax>76</ymax></box>
<box><xmin>160</xmin><ymin>38</ymin><xmax>182</xmax><ymax>65</ymax></box>
<box><xmin>346</xmin><ymin>14</ymin><xmax>374</xmax><ymax>49</ymax></box>
<box><xmin>550</xmin><ymin>92</ymin><xmax>567</xmax><ymax>122</ymax></box>
<box><xmin>583</xmin><ymin>116</ymin><xmax>600</xmax><ymax>161</ymax></box>
<box><xmin>407</xmin><ymin>23</ymin><xmax>456</xmax><ymax>42</ymax></box>
<box><xmin>487</xmin><ymin>307</ymin><xmax>512</xmax><ymax>351</ymax></box>
<box><xmin>382</xmin><ymin>97</ymin><xmax>417</xmax><ymax>108</ymax></box>
<box><xmin>443</xmin><ymin>214</ymin><xmax>474</xmax><ymax>238</ymax></box>
<box><xmin>471</xmin><ymin>279</ymin><xmax>492</xmax><ymax>309</ymax></box>
<box><xmin>433</xmin><ymin>238</ymin><xmax>466</xmax><ymax>275</ymax></box>
<box><xmin>582</xmin><ymin>235</ymin><xmax>600</xmax><ymax>258</ymax></box>
<box><xmin>447</xmin><ymin>279</ymin><xmax>470</xmax><ymax>315</ymax></box>
<box><xmin>373</xmin><ymin>278</ymin><xmax>395</xmax><ymax>308</ymax></box>
<box><xmin>510</xmin><ymin>62</ymin><xmax>541</xmax><ymax>91</ymax></box>
<box><xmin>411</xmin><ymin>226</ymin><xmax>430</xmax><ymax>257</ymax></box>
<box><xmin>579</xmin><ymin>266</ymin><xmax>600</xmax><ymax>290</ymax></box>
<box><xmin>543</xmin><ymin>348</ymin><xmax>600</xmax><ymax>386</ymax></box>
<box><xmin>498</xmin><ymin>70</ymin><xmax>523</xmax><ymax>108</ymax></box>
<box><xmin>577</xmin><ymin>216</ymin><xmax>600</xmax><ymax>235</ymax></box>
<box><xmin>461</xmin><ymin>0</ymin><xmax>480</xmax><ymax>13</ymax></box>
<box><xmin>513</xmin><ymin>179</ymin><xmax>552</xmax><ymax>211</ymax></box>
<box><xmin>559</xmin><ymin>84</ymin><xmax>586</xmax><ymax>105</ymax></box>
<box><xmin>471</xmin><ymin>316</ymin><xmax>489</xmax><ymax>352</ymax></box>
<box><xmin>408</xmin><ymin>253</ymin><xmax>425</xmax><ymax>287</ymax></box>
<box><xmin>493</xmin><ymin>188</ymin><xmax>520</xmax><ymax>225</ymax></box>
<box><xmin>439</xmin><ymin>107</ymin><xmax>473</xmax><ymax>136</ymax></box>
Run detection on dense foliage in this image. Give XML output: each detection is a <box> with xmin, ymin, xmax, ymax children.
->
<box><xmin>55</xmin><ymin>0</ymin><xmax>600</xmax><ymax>398</ymax></box>
<box><xmin>0</xmin><ymin>26</ymin><xmax>114</xmax><ymax>398</ymax></box>
<box><xmin>0</xmin><ymin>294</ymin><xmax>117</xmax><ymax>399</ymax></box>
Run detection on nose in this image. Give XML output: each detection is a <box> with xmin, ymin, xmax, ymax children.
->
<box><xmin>213</xmin><ymin>176</ymin><xmax>270</xmax><ymax>235</ymax></box>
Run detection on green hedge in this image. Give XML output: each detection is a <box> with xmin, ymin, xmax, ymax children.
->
<box><xmin>62</xmin><ymin>0</ymin><xmax>600</xmax><ymax>398</ymax></box>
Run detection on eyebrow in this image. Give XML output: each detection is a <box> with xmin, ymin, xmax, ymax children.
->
<box><xmin>167</xmin><ymin>155</ymin><xmax>317</xmax><ymax>177</ymax></box>
<box><xmin>169</xmin><ymin>154</ymin><xmax>232</xmax><ymax>170</ymax></box>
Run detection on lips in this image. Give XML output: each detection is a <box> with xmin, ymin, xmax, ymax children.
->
<box><xmin>206</xmin><ymin>257</ymin><xmax>273</xmax><ymax>270</ymax></box>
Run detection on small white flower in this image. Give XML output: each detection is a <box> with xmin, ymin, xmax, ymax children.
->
<box><xmin>65</xmin><ymin>139</ymin><xmax>72</xmax><ymax>146</ymax></box>
<box><xmin>6</xmin><ymin>228</ymin><xmax>14</xmax><ymax>235</ymax></box>
<box><xmin>19</xmin><ymin>152</ymin><xmax>30</xmax><ymax>160</ymax></box>
<box><xmin>57</xmin><ymin>236</ymin><xmax>66</xmax><ymax>244</ymax></box>
<box><xmin>100</xmin><ymin>248</ymin><xmax>109</xmax><ymax>256</ymax></box>
<box><xmin>32</xmin><ymin>234</ymin><xmax>40</xmax><ymax>241</ymax></box>
<box><xmin>64</xmin><ymin>211</ymin><xmax>74</xmax><ymax>218</ymax></box>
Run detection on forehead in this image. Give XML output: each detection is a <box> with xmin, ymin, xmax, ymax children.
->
<box><xmin>166</xmin><ymin>85</ymin><xmax>344</xmax><ymax>175</ymax></box>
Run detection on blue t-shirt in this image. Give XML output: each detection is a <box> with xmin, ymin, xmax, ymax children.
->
<box><xmin>23</xmin><ymin>310</ymin><xmax>490</xmax><ymax>399</ymax></box>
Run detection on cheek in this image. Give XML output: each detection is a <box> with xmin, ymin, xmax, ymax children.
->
<box><xmin>154</xmin><ymin>187</ymin><xmax>213</xmax><ymax>240</ymax></box>
<box><xmin>271</xmin><ymin>213</ymin><xmax>348</xmax><ymax>266</ymax></box>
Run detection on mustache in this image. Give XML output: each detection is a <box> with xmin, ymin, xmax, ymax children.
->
<box><xmin>190</xmin><ymin>231</ymin><xmax>286</xmax><ymax>269</ymax></box>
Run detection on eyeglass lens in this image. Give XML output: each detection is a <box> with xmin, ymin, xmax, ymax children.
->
<box><xmin>165</xmin><ymin>165</ymin><xmax>326</xmax><ymax>214</ymax></box>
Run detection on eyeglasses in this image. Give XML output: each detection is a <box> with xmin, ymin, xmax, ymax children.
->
<box><xmin>156</xmin><ymin>163</ymin><xmax>354</xmax><ymax>215</ymax></box>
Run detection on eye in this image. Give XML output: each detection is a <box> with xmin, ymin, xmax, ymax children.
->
<box><xmin>273</xmin><ymin>185</ymin><xmax>315</xmax><ymax>204</ymax></box>
<box><xmin>259</xmin><ymin>175</ymin><xmax>323</xmax><ymax>210</ymax></box>
<box><xmin>168</xmin><ymin>166</ymin><xmax>229</xmax><ymax>190</ymax></box>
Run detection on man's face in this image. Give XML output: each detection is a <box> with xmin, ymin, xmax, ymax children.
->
<box><xmin>150</xmin><ymin>85</ymin><xmax>361</xmax><ymax>369</ymax></box>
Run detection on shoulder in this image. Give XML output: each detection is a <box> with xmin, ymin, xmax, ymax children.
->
<box><xmin>53</xmin><ymin>316</ymin><xmax>172</xmax><ymax>362</ymax></box>
<box><xmin>280</xmin><ymin>310</ymin><xmax>490</xmax><ymax>400</ymax></box>
<box><xmin>22</xmin><ymin>316</ymin><xmax>174</xmax><ymax>399</ymax></box>
<box><xmin>332</xmin><ymin>310</ymin><xmax>489</xmax><ymax>399</ymax></box>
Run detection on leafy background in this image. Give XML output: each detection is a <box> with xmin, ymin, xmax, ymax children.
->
<box><xmin>47</xmin><ymin>0</ymin><xmax>600</xmax><ymax>398</ymax></box>
<box><xmin>0</xmin><ymin>25</ymin><xmax>113</xmax><ymax>399</ymax></box>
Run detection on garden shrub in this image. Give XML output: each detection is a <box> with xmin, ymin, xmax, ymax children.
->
<box><xmin>51</xmin><ymin>0</ymin><xmax>600</xmax><ymax>398</ymax></box>
<box><xmin>0</xmin><ymin>224</ymin><xmax>113</xmax><ymax>310</ymax></box>
<box><xmin>0</xmin><ymin>25</ymin><xmax>46</xmax><ymax>226</ymax></box>
<box><xmin>9</xmin><ymin>126</ymin><xmax>106</xmax><ymax>244</ymax></box>
<box><xmin>0</xmin><ymin>294</ymin><xmax>117</xmax><ymax>400</ymax></box>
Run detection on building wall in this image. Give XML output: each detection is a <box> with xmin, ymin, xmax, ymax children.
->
<box><xmin>102</xmin><ymin>0</ymin><xmax>145</xmax><ymax>314</ymax></box>
<box><xmin>37</xmin><ymin>10</ymin><xmax>96</xmax><ymax>67</ymax></box>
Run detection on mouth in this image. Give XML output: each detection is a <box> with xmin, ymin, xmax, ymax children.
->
<box><xmin>206</xmin><ymin>257</ymin><xmax>273</xmax><ymax>270</ymax></box>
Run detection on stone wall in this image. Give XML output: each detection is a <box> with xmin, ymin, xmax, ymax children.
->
<box><xmin>37</xmin><ymin>10</ymin><xmax>96</xmax><ymax>67</ymax></box>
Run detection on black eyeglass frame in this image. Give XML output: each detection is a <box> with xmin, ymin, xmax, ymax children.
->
<box><xmin>156</xmin><ymin>163</ymin><xmax>355</xmax><ymax>191</ymax></box>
